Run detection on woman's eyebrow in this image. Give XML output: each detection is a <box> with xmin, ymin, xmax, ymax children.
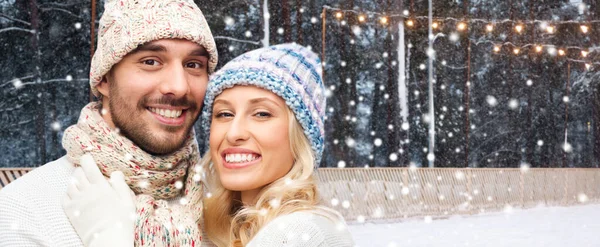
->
<box><xmin>248</xmin><ymin>97</ymin><xmax>283</xmax><ymax>107</ymax></box>
<box><xmin>213</xmin><ymin>99</ymin><xmax>231</xmax><ymax>106</ymax></box>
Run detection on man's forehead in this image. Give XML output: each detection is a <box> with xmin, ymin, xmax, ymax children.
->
<box><xmin>130</xmin><ymin>39</ymin><xmax>208</xmax><ymax>56</ymax></box>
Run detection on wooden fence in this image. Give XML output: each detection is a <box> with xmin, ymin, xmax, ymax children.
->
<box><xmin>315</xmin><ymin>167</ymin><xmax>600</xmax><ymax>222</ymax></box>
<box><xmin>3</xmin><ymin>167</ymin><xmax>599</xmax><ymax>223</ymax></box>
<box><xmin>0</xmin><ymin>168</ymin><xmax>32</xmax><ymax>189</ymax></box>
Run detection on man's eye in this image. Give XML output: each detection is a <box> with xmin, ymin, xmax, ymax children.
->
<box><xmin>186</xmin><ymin>62</ymin><xmax>204</xmax><ymax>69</ymax></box>
<box><xmin>142</xmin><ymin>59</ymin><xmax>160</xmax><ymax>66</ymax></box>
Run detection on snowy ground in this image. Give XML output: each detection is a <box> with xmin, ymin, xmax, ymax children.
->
<box><xmin>348</xmin><ymin>203</ymin><xmax>600</xmax><ymax>247</ymax></box>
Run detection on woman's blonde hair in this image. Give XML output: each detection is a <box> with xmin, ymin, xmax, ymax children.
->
<box><xmin>201</xmin><ymin>108</ymin><xmax>340</xmax><ymax>247</ymax></box>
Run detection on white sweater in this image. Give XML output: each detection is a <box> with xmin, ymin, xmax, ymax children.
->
<box><xmin>0</xmin><ymin>156</ymin><xmax>82</xmax><ymax>246</ymax></box>
<box><xmin>247</xmin><ymin>212</ymin><xmax>355</xmax><ymax>247</ymax></box>
<box><xmin>0</xmin><ymin>156</ymin><xmax>216</xmax><ymax>247</ymax></box>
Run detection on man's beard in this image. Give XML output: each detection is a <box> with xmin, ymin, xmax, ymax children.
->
<box><xmin>107</xmin><ymin>84</ymin><xmax>199</xmax><ymax>155</ymax></box>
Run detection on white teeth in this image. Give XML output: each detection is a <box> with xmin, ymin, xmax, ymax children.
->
<box><xmin>225</xmin><ymin>153</ymin><xmax>259</xmax><ymax>163</ymax></box>
<box><xmin>149</xmin><ymin>107</ymin><xmax>182</xmax><ymax>119</ymax></box>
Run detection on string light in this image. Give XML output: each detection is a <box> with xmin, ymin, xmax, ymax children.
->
<box><xmin>515</xmin><ymin>24</ymin><xmax>524</xmax><ymax>33</ymax></box>
<box><xmin>358</xmin><ymin>14</ymin><xmax>366</xmax><ymax>23</ymax></box>
<box><xmin>380</xmin><ymin>16</ymin><xmax>389</xmax><ymax>25</ymax></box>
<box><xmin>322</xmin><ymin>7</ymin><xmax>600</xmax><ymax>69</ymax></box>
<box><xmin>535</xmin><ymin>45</ymin><xmax>543</xmax><ymax>53</ymax></box>
<box><xmin>335</xmin><ymin>12</ymin><xmax>343</xmax><ymax>19</ymax></box>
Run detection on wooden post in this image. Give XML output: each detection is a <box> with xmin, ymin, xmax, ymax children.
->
<box><xmin>463</xmin><ymin>0</ymin><xmax>471</xmax><ymax>168</ymax></box>
<box><xmin>563</xmin><ymin>61</ymin><xmax>571</xmax><ymax>167</ymax></box>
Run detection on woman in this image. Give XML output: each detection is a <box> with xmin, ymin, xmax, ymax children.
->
<box><xmin>200</xmin><ymin>43</ymin><xmax>353</xmax><ymax>246</ymax></box>
<box><xmin>64</xmin><ymin>43</ymin><xmax>354</xmax><ymax>246</ymax></box>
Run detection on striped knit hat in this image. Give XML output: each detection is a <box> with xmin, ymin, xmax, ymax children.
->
<box><xmin>89</xmin><ymin>0</ymin><xmax>218</xmax><ymax>97</ymax></box>
<box><xmin>201</xmin><ymin>43</ymin><xmax>326</xmax><ymax>164</ymax></box>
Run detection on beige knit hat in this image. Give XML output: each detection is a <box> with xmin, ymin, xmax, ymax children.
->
<box><xmin>89</xmin><ymin>0</ymin><xmax>218</xmax><ymax>97</ymax></box>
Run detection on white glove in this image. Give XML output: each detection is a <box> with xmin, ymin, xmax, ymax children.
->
<box><xmin>63</xmin><ymin>154</ymin><xmax>136</xmax><ymax>247</ymax></box>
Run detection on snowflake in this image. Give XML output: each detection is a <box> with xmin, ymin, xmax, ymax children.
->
<box><xmin>486</xmin><ymin>95</ymin><xmax>498</xmax><ymax>107</ymax></box>
<box><xmin>401</xmin><ymin>122</ymin><xmax>409</xmax><ymax>130</ymax></box>
<box><xmin>357</xmin><ymin>215</ymin><xmax>365</xmax><ymax>223</ymax></box>
<box><xmin>12</xmin><ymin>78</ymin><xmax>23</xmax><ymax>89</ymax></box>
<box><xmin>520</xmin><ymin>163</ymin><xmax>530</xmax><ymax>173</ymax></box>
<box><xmin>345</xmin><ymin>138</ymin><xmax>356</xmax><ymax>147</ymax></box>
<box><xmin>508</xmin><ymin>99</ymin><xmax>519</xmax><ymax>109</ymax></box>
<box><xmin>526</xmin><ymin>79</ymin><xmax>533</xmax><ymax>86</ymax></box>
<box><xmin>51</xmin><ymin>121</ymin><xmax>61</xmax><ymax>131</ymax></box>
<box><xmin>578</xmin><ymin>193</ymin><xmax>589</xmax><ymax>203</ymax></box>
<box><xmin>331</xmin><ymin>198</ymin><xmax>339</xmax><ymax>206</ymax></box>
<box><xmin>224</xmin><ymin>16</ymin><xmax>235</xmax><ymax>26</ymax></box>
<box><xmin>427</xmin><ymin>153</ymin><xmax>435</xmax><ymax>161</ymax></box>
<box><xmin>374</xmin><ymin>138</ymin><xmax>383</xmax><ymax>147</ymax></box>
<box><xmin>424</xmin><ymin>215</ymin><xmax>433</xmax><ymax>223</ymax></box>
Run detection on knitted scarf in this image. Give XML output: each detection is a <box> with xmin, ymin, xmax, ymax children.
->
<box><xmin>63</xmin><ymin>102</ymin><xmax>204</xmax><ymax>246</ymax></box>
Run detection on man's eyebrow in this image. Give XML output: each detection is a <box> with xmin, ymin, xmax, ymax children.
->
<box><xmin>190</xmin><ymin>47</ymin><xmax>209</xmax><ymax>57</ymax></box>
<box><xmin>130</xmin><ymin>43</ymin><xmax>167</xmax><ymax>54</ymax></box>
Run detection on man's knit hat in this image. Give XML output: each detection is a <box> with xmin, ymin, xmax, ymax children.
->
<box><xmin>201</xmin><ymin>43</ymin><xmax>326</xmax><ymax>165</ymax></box>
<box><xmin>89</xmin><ymin>0</ymin><xmax>218</xmax><ymax>97</ymax></box>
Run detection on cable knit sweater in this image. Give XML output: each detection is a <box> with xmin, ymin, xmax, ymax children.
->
<box><xmin>247</xmin><ymin>211</ymin><xmax>355</xmax><ymax>247</ymax></box>
<box><xmin>0</xmin><ymin>156</ymin><xmax>216</xmax><ymax>247</ymax></box>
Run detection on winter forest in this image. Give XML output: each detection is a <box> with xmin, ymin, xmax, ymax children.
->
<box><xmin>1</xmin><ymin>0</ymin><xmax>600</xmax><ymax>169</ymax></box>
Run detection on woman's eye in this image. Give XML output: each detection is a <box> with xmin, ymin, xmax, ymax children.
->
<box><xmin>255</xmin><ymin>111</ymin><xmax>272</xmax><ymax>118</ymax></box>
<box><xmin>215</xmin><ymin>112</ymin><xmax>234</xmax><ymax>118</ymax></box>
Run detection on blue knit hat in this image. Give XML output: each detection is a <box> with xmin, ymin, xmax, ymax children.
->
<box><xmin>201</xmin><ymin>43</ymin><xmax>326</xmax><ymax>165</ymax></box>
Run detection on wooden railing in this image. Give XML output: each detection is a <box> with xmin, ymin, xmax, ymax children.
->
<box><xmin>0</xmin><ymin>168</ymin><xmax>33</xmax><ymax>189</ymax></box>
<box><xmin>314</xmin><ymin>168</ymin><xmax>600</xmax><ymax>222</ymax></box>
<box><xmin>2</xmin><ymin>167</ymin><xmax>599</xmax><ymax>223</ymax></box>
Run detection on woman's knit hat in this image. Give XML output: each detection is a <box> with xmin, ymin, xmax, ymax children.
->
<box><xmin>89</xmin><ymin>0</ymin><xmax>218</xmax><ymax>97</ymax></box>
<box><xmin>201</xmin><ymin>43</ymin><xmax>326</xmax><ymax>165</ymax></box>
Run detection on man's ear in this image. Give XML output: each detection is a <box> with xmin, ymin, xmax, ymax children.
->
<box><xmin>96</xmin><ymin>75</ymin><xmax>110</xmax><ymax>98</ymax></box>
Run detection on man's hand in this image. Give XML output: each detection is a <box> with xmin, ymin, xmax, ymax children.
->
<box><xmin>62</xmin><ymin>154</ymin><xmax>136</xmax><ymax>247</ymax></box>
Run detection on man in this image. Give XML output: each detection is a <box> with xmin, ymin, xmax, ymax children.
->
<box><xmin>0</xmin><ymin>0</ymin><xmax>217</xmax><ymax>246</ymax></box>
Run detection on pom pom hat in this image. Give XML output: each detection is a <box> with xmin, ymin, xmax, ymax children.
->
<box><xmin>89</xmin><ymin>0</ymin><xmax>218</xmax><ymax>97</ymax></box>
<box><xmin>201</xmin><ymin>43</ymin><xmax>326</xmax><ymax>165</ymax></box>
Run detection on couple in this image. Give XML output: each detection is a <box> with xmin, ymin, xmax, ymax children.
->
<box><xmin>0</xmin><ymin>0</ymin><xmax>354</xmax><ymax>246</ymax></box>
